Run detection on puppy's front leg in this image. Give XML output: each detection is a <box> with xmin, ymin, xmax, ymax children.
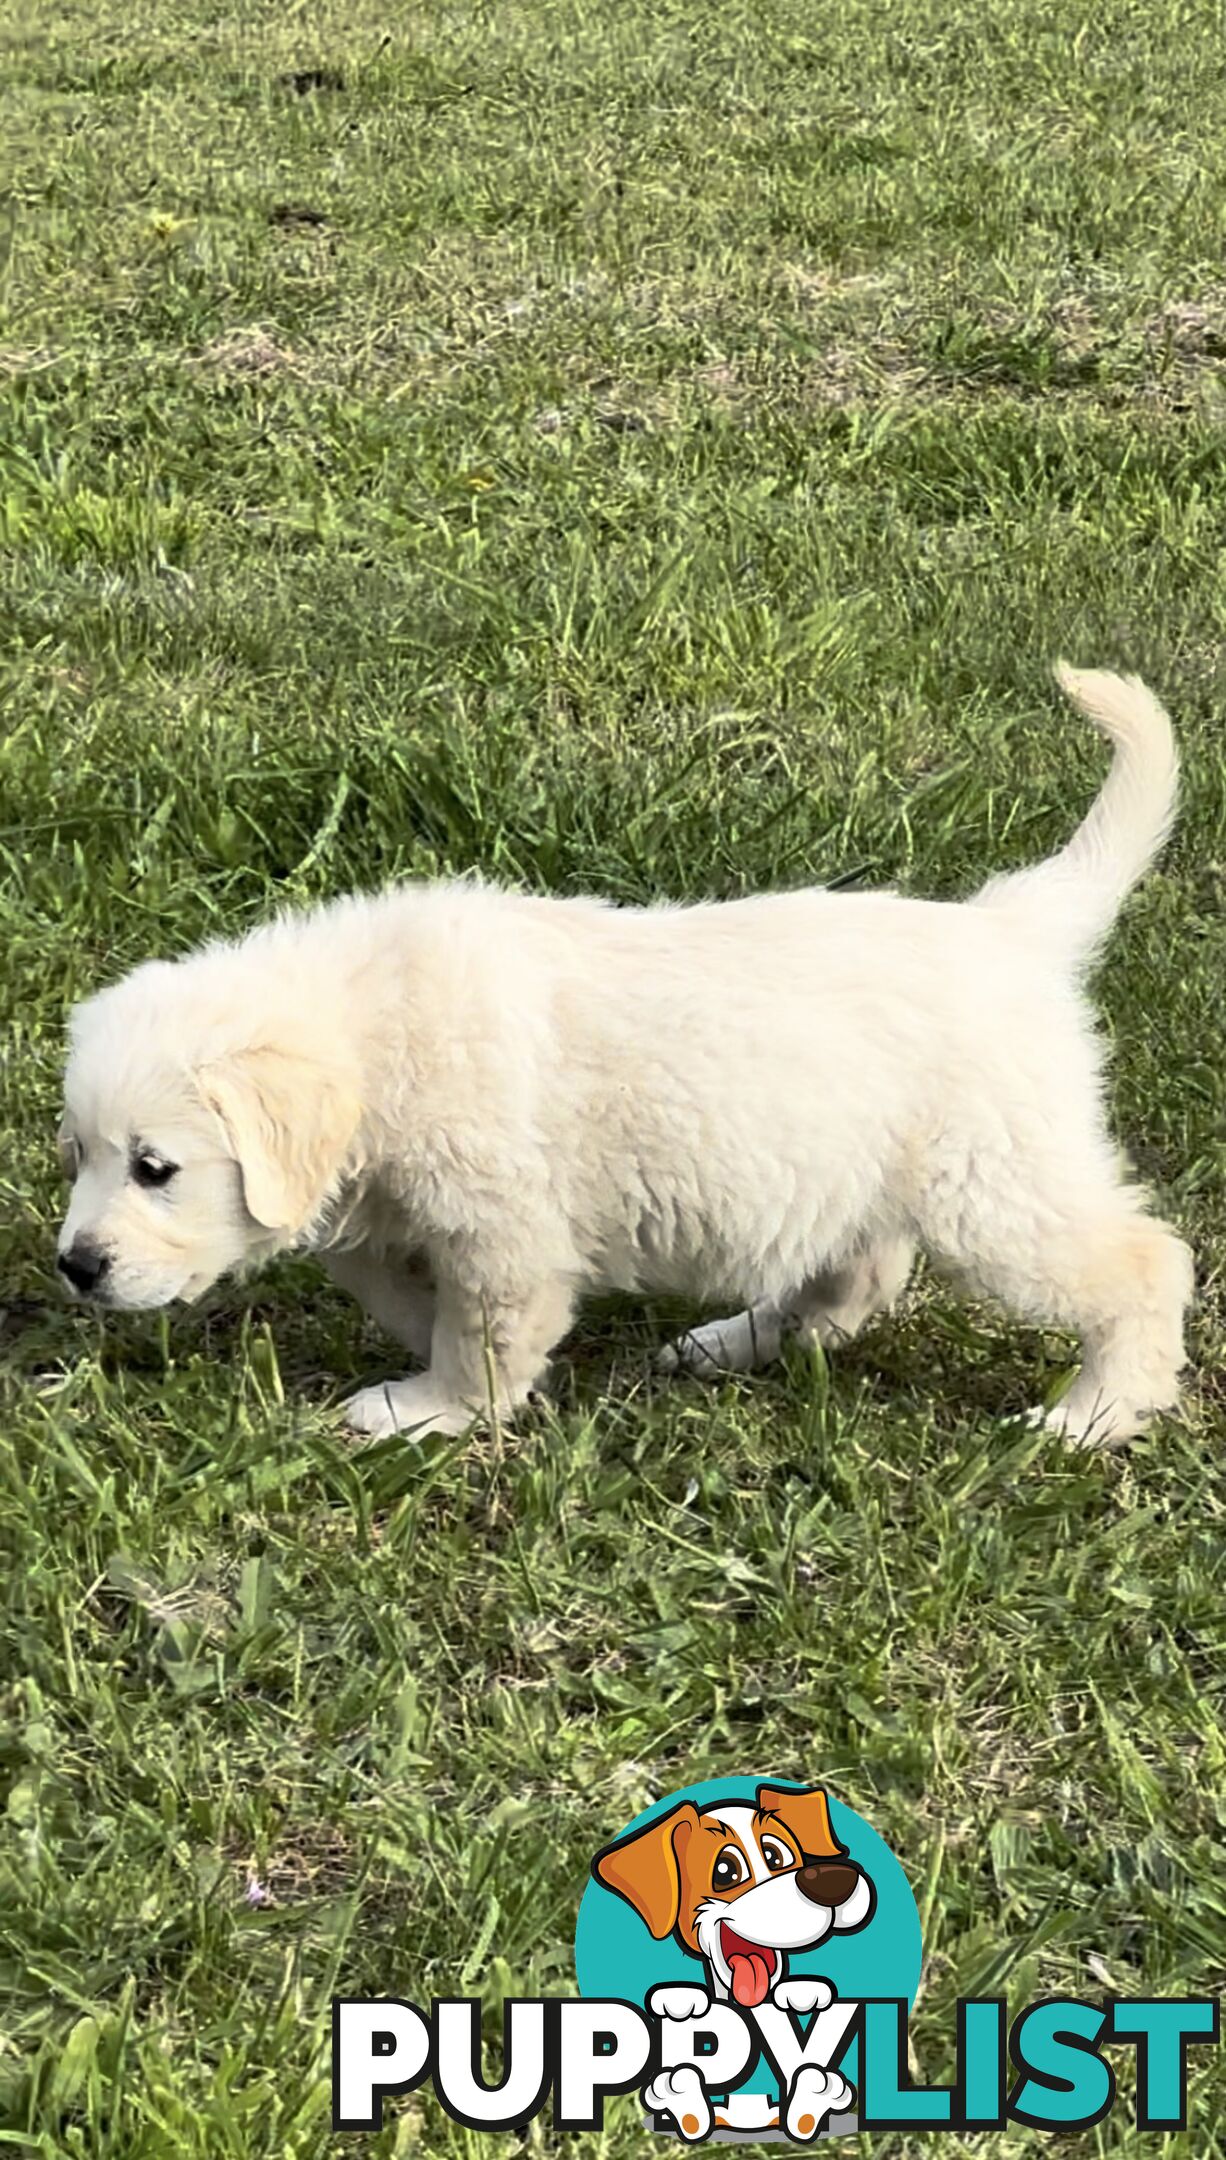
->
<box><xmin>343</xmin><ymin>1268</ymin><xmax>575</xmax><ymax>1440</ymax></box>
<box><xmin>321</xmin><ymin>1246</ymin><xmax>435</xmax><ymax>1360</ymax></box>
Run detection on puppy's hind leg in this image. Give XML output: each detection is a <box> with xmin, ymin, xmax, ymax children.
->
<box><xmin>658</xmin><ymin>1300</ymin><xmax>787</xmax><ymax>1377</ymax></box>
<box><xmin>795</xmin><ymin>1235</ymin><xmax>916</xmax><ymax>1348</ymax></box>
<box><xmin>657</xmin><ymin>1236</ymin><xmax>915</xmax><ymax>1379</ymax></box>
<box><xmin>928</xmin><ymin>1169</ymin><xmax>1192</xmax><ymax>1447</ymax></box>
<box><xmin>1030</xmin><ymin>1209</ymin><xmax>1192</xmax><ymax>1446</ymax></box>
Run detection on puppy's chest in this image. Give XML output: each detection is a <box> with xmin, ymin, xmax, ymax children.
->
<box><xmin>319</xmin><ymin>1169</ymin><xmax>431</xmax><ymax>1257</ymax></box>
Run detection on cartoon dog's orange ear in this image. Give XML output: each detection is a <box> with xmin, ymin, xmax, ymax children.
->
<box><xmin>756</xmin><ymin>1784</ymin><xmax>843</xmax><ymax>1861</ymax></box>
<box><xmin>592</xmin><ymin>1803</ymin><xmax>701</xmax><ymax>1938</ymax></box>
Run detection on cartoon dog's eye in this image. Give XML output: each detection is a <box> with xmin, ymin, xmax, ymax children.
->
<box><xmin>761</xmin><ymin>1838</ymin><xmax>792</xmax><ymax>1873</ymax></box>
<box><xmin>133</xmin><ymin>1153</ymin><xmax>178</xmax><ymax>1189</ymax></box>
<box><xmin>712</xmin><ymin>1845</ymin><xmax>748</xmax><ymax>1891</ymax></box>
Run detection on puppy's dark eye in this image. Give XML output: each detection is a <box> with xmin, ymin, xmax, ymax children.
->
<box><xmin>57</xmin><ymin>1132</ymin><xmax>80</xmax><ymax>1182</ymax></box>
<box><xmin>133</xmin><ymin>1154</ymin><xmax>178</xmax><ymax>1189</ymax></box>
<box><xmin>712</xmin><ymin>1845</ymin><xmax>747</xmax><ymax>1891</ymax></box>
<box><xmin>761</xmin><ymin>1839</ymin><xmax>791</xmax><ymax>1873</ymax></box>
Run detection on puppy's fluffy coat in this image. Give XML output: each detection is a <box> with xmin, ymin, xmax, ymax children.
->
<box><xmin>57</xmin><ymin>666</ymin><xmax>1192</xmax><ymax>1446</ymax></box>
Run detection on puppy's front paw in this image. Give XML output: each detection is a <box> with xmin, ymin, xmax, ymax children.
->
<box><xmin>342</xmin><ymin>1378</ymin><xmax>476</xmax><ymax>1440</ymax></box>
<box><xmin>772</xmin><ymin>1976</ymin><xmax>834</xmax><ymax>2016</ymax></box>
<box><xmin>642</xmin><ymin>2066</ymin><xmax>712</xmax><ymax>2142</ymax></box>
<box><xmin>1026</xmin><ymin>1396</ymin><xmax>1135</xmax><ymax>1450</ymax></box>
<box><xmin>786</xmin><ymin>2064</ymin><xmax>855</xmax><ymax>2141</ymax></box>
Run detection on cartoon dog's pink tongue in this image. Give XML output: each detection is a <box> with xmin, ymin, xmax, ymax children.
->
<box><xmin>720</xmin><ymin>1923</ymin><xmax>777</xmax><ymax>2008</ymax></box>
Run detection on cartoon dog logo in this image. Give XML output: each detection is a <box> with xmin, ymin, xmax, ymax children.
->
<box><xmin>593</xmin><ymin>1783</ymin><xmax>875</xmax><ymax>2138</ymax></box>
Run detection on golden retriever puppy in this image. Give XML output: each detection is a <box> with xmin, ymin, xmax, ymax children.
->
<box><xmin>56</xmin><ymin>666</ymin><xmax>1191</xmax><ymax>1447</ymax></box>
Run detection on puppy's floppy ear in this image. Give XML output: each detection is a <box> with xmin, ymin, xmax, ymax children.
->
<box><xmin>591</xmin><ymin>1802</ymin><xmax>700</xmax><ymax>1939</ymax></box>
<box><xmin>197</xmin><ymin>1044</ymin><xmax>360</xmax><ymax>1232</ymax></box>
<box><xmin>756</xmin><ymin>1784</ymin><xmax>843</xmax><ymax>1862</ymax></box>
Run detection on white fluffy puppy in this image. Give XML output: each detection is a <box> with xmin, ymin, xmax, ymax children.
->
<box><xmin>56</xmin><ymin>666</ymin><xmax>1191</xmax><ymax>1447</ymax></box>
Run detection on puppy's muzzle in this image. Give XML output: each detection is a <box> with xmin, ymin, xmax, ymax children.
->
<box><xmin>57</xmin><ymin>1239</ymin><xmax>111</xmax><ymax>1297</ymax></box>
<box><xmin>795</xmin><ymin>1859</ymin><xmax>862</xmax><ymax>1908</ymax></box>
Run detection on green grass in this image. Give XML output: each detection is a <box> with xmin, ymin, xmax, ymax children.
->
<box><xmin>1</xmin><ymin>0</ymin><xmax>1225</xmax><ymax>2152</ymax></box>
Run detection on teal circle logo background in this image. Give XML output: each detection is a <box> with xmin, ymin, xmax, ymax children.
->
<box><xmin>575</xmin><ymin>1778</ymin><xmax>922</xmax><ymax>2100</ymax></box>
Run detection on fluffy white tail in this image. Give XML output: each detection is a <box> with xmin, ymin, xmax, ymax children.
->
<box><xmin>976</xmin><ymin>664</ymin><xmax>1179</xmax><ymax>963</ymax></box>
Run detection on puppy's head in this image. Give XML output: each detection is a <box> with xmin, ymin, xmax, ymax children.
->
<box><xmin>593</xmin><ymin>1784</ymin><xmax>875</xmax><ymax>2007</ymax></box>
<box><xmin>56</xmin><ymin>957</ymin><xmax>361</xmax><ymax>1309</ymax></box>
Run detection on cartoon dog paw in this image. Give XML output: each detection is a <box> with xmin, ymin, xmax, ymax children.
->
<box><xmin>647</xmin><ymin>1983</ymin><xmax>711</xmax><ymax>2022</ymax></box>
<box><xmin>772</xmin><ymin>1977</ymin><xmax>835</xmax><ymax>2016</ymax></box>
<box><xmin>643</xmin><ymin>2065</ymin><xmax>712</xmax><ymax>2142</ymax></box>
<box><xmin>785</xmin><ymin>2064</ymin><xmax>855</xmax><ymax>2141</ymax></box>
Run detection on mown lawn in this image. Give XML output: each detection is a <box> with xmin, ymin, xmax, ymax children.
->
<box><xmin>1</xmin><ymin>0</ymin><xmax>1223</xmax><ymax>2153</ymax></box>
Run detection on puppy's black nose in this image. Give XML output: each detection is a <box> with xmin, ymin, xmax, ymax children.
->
<box><xmin>57</xmin><ymin>1241</ymin><xmax>110</xmax><ymax>1295</ymax></box>
<box><xmin>796</xmin><ymin>1859</ymin><xmax>860</xmax><ymax>1908</ymax></box>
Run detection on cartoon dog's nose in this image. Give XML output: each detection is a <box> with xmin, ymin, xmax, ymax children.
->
<box><xmin>57</xmin><ymin>1241</ymin><xmax>110</xmax><ymax>1295</ymax></box>
<box><xmin>796</xmin><ymin>1860</ymin><xmax>861</xmax><ymax>1908</ymax></box>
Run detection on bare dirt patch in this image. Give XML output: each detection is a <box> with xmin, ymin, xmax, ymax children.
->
<box><xmin>195</xmin><ymin>326</ymin><xmax>297</xmax><ymax>376</ymax></box>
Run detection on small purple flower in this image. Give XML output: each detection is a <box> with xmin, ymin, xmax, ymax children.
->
<box><xmin>244</xmin><ymin>1873</ymin><xmax>271</xmax><ymax>1907</ymax></box>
